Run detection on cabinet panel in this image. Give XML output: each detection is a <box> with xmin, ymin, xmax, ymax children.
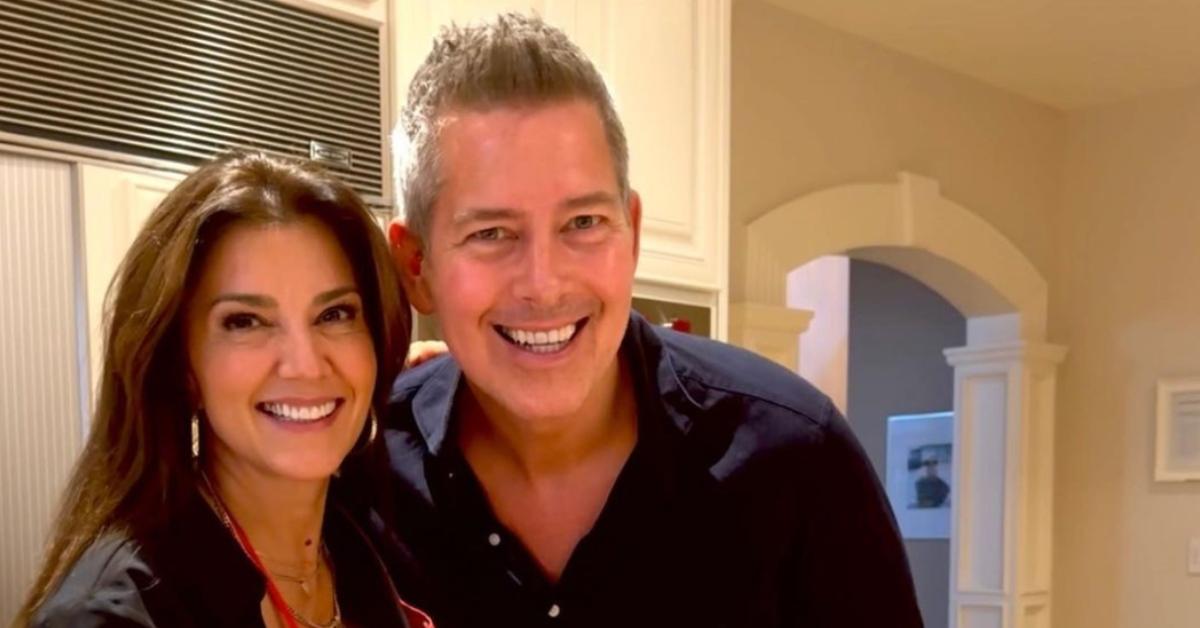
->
<box><xmin>392</xmin><ymin>0</ymin><xmax>729</xmax><ymax>295</ymax></box>
<box><xmin>278</xmin><ymin>0</ymin><xmax>388</xmax><ymax>25</ymax></box>
<box><xmin>78</xmin><ymin>164</ymin><xmax>182</xmax><ymax>392</ymax></box>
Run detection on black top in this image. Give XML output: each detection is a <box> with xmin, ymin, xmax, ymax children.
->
<box><xmin>366</xmin><ymin>313</ymin><xmax>923</xmax><ymax>628</ymax></box>
<box><xmin>31</xmin><ymin>483</ymin><xmax>428</xmax><ymax>628</ymax></box>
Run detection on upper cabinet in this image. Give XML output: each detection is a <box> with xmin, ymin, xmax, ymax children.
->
<box><xmin>391</xmin><ymin>0</ymin><xmax>730</xmax><ymax>294</ymax></box>
<box><xmin>77</xmin><ymin>164</ymin><xmax>184</xmax><ymax>390</ymax></box>
<box><xmin>278</xmin><ymin>0</ymin><xmax>389</xmax><ymax>25</ymax></box>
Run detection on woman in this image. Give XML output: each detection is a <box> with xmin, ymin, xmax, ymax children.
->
<box><xmin>16</xmin><ymin>152</ymin><xmax>432</xmax><ymax>627</ymax></box>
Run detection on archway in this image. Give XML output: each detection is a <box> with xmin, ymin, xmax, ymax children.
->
<box><xmin>731</xmin><ymin>172</ymin><xmax>1066</xmax><ymax>628</ymax></box>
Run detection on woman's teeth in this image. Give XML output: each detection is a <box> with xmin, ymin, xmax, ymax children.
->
<box><xmin>260</xmin><ymin>401</ymin><xmax>337</xmax><ymax>422</ymax></box>
<box><xmin>500</xmin><ymin>322</ymin><xmax>578</xmax><ymax>353</ymax></box>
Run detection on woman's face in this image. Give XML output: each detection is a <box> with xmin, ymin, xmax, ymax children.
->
<box><xmin>184</xmin><ymin>217</ymin><xmax>377</xmax><ymax>483</ymax></box>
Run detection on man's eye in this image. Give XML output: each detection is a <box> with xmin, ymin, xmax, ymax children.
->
<box><xmin>469</xmin><ymin>227</ymin><xmax>511</xmax><ymax>242</ymax></box>
<box><xmin>569</xmin><ymin>215</ymin><xmax>602</xmax><ymax>230</ymax></box>
<box><xmin>221</xmin><ymin>313</ymin><xmax>264</xmax><ymax>331</ymax></box>
<box><xmin>317</xmin><ymin>304</ymin><xmax>358</xmax><ymax>324</ymax></box>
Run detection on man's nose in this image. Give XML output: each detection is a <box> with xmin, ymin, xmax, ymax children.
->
<box><xmin>277</xmin><ymin>326</ymin><xmax>327</xmax><ymax>380</ymax></box>
<box><xmin>512</xmin><ymin>233</ymin><xmax>565</xmax><ymax>307</ymax></box>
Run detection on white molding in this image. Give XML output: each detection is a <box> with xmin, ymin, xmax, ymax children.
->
<box><xmin>945</xmin><ymin>341</ymin><xmax>1065</xmax><ymax>628</ymax></box>
<box><xmin>741</xmin><ymin>171</ymin><xmax>1049</xmax><ymax>340</ymax></box>
<box><xmin>945</xmin><ymin>342</ymin><xmax>1067</xmax><ymax>368</ymax></box>
<box><xmin>728</xmin><ymin>301</ymin><xmax>812</xmax><ymax>371</ymax></box>
<box><xmin>276</xmin><ymin>0</ymin><xmax>388</xmax><ymax>26</ymax></box>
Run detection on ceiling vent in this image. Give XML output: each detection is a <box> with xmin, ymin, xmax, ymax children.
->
<box><xmin>0</xmin><ymin>0</ymin><xmax>385</xmax><ymax>202</ymax></box>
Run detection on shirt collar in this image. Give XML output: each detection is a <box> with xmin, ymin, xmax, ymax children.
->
<box><xmin>410</xmin><ymin>356</ymin><xmax>463</xmax><ymax>456</ymax></box>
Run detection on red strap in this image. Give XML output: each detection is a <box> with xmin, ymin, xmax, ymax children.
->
<box><xmin>224</xmin><ymin>511</ymin><xmax>302</xmax><ymax>628</ymax></box>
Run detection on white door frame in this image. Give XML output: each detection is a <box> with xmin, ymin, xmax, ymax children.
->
<box><xmin>730</xmin><ymin>172</ymin><xmax>1066</xmax><ymax>628</ymax></box>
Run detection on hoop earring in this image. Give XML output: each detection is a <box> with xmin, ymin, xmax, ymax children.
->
<box><xmin>366</xmin><ymin>409</ymin><xmax>378</xmax><ymax>446</ymax></box>
<box><xmin>191</xmin><ymin>412</ymin><xmax>201</xmax><ymax>462</ymax></box>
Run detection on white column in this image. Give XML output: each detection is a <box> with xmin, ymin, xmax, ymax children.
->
<box><xmin>728</xmin><ymin>301</ymin><xmax>813</xmax><ymax>371</ymax></box>
<box><xmin>944</xmin><ymin>342</ymin><xmax>1066</xmax><ymax>628</ymax></box>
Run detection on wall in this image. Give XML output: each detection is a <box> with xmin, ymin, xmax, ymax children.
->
<box><xmin>731</xmin><ymin>0</ymin><xmax>1063</xmax><ymax>304</ymax></box>
<box><xmin>1052</xmin><ymin>83</ymin><xmax>1200</xmax><ymax>628</ymax></box>
<box><xmin>732</xmin><ymin>2</ymin><xmax>1200</xmax><ymax>625</ymax></box>
<box><xmin>846</xmin><ymin>260</ymin><xmax>965</xmax><ymax>628</ymax></box>
<box><xmin>786</xmin><ymin>255</ymin><xmax>849</xmax><ymax>411</ymax></box>
<box><xmin>0</xmin><ymin>153</ymin><xmax>85</xmax><ymax>624</ymax></box>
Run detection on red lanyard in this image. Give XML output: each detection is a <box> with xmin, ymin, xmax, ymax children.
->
<box><xmin>223</xmin><ymin>511</ymin><xmax>303</xmax><ymax>628</ymax></box>
<box><xmin>201</xmin><ymin>476</ymin><xmax>303</xmax><ymax>628</ymax></box>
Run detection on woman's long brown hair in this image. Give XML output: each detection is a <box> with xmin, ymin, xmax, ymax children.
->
<box><xmin>15</xmin><ymin>152</ymin><xmax>410</xmax><ymax>625</ymax></box>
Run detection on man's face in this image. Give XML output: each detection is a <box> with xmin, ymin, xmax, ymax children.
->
<box><xmin>397</xmin><ymin>99</ymin><xmax>640</xmax><ymax>427</ymax></box>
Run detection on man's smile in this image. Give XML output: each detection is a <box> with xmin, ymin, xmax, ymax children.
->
<box><xmin>494</xmin><ymin>317</ymin><xmax>589</xmax><ymax>354</ymax></box>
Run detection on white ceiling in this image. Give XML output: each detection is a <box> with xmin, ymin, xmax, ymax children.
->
<box><xmin>761</xmin><ymin>0</ymin><xmax>1200</xmax><ymax>110</ymax></box>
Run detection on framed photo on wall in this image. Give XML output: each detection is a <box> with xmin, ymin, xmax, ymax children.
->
<box><xmin>1155</xmin><ymin>378</ymin><xmax>1200</xmax><ymax>481</ymax></box>
<box><xmin>886</xmin><ymin>411</ymin><xmax>954</xmax><ymax>539</ymax></box>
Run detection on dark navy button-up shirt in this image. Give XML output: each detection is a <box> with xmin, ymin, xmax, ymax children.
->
<box><xmin>368</xmin><ymin>312</ymin><xmax>923</xmax><ymax>628</ymax></box>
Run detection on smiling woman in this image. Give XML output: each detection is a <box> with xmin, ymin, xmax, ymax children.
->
<box><xmin>16</xmin><ymin>152</ymin><xmax>430</xmax><ymax>628</ymax></box>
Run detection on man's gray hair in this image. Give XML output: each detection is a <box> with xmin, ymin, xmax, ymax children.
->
<box><xmin>398</xmin><ymin>13</ymin><xmax>630</xmax><ymax>244</ymax></box>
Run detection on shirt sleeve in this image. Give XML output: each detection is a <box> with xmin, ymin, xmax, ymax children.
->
<box><xmin>30</xmin><ymin>544</ymin><xmax>158</xmax><ymax>628</ymax></box>
<box><xmin>787</xmin><ymin>398</ymin><xmax>925</xmax><ymax>627</ymax></box>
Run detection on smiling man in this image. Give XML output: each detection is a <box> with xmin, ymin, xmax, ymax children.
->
<box><xmin>373</xmin><ymin>13</ymin><xmax>922</xmax><ymax>628</ymax></box>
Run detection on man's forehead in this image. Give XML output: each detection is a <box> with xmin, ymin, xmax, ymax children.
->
<box><xmin>448</xmin><ymin>191</ymin><xmax>621</xmax><ymax>226</ymax></box>
<box><xmin>435</xmin><ymin>98</ymin><xmax>604</xmax><ymax>137</ymax></box>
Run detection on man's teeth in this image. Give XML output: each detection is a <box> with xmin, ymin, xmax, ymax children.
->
<box><xmin>501</xmin><ymin>323</ymin><xmax>577</xmax><ymax>352</ymax></box>
<box><xmin>262</xmin><ymin>401</ymin><xmax>337</xmax><ymax>422</ymax></box>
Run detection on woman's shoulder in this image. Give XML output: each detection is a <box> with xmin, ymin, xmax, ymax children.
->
<box><xmin>31</xmin><ymin>532</ymin><xmax>158</xmax><ymax>627</ymax></box>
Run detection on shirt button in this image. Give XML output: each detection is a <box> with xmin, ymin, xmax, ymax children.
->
<box><xmin>487</xmin><ymin>532</ymin><xmax>501</xmax><ymax>547</ymax></box>
<box><xmin>547</xmin><ymin>604</ymin><xmax>561</xmax><ymax>618</ymax></box>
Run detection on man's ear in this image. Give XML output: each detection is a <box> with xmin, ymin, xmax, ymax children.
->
<box><xmin>387</xmin><ymin>219</ymin><xmax>435</xmax><ymax>314</ymax></box>
<box><xmin>627</xmin><ymin>190</ymin><xmax>643</xmax><ymax>266</ymax></box>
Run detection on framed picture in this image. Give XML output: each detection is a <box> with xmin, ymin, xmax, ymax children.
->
<box><xmin>886</xmin><ymin>411</ymin><xmax>954</xmax><ymax>539</ymax></box>
<box><xmin>1155</xmin><ymin>378</ymin><xmax>1200</xmax><ymax>482</ymax></box>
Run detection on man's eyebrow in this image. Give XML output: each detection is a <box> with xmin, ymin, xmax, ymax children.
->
<box><xmin>451</xmin><ymin>207</ymin><xmax>520</xmax><ymax>226</ymax></box>
<box><xmin>561</xmin><ymin>191</ymin><xmax>619</xmax><ymax>210</ymax></box>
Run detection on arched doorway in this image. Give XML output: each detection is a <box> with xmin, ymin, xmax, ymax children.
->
<box><xmin>731</xmin><ymin>173</ymin><xmax>1066</xmax><ymax>628</ymax></box>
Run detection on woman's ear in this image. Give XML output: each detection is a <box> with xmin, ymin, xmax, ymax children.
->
<box><xmin>387</xmin><ymin>220</ymin><xmax>435</xmax><ymax>314</ymax></box>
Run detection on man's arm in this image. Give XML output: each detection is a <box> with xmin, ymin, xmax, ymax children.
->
<box><xmin>788</xmin><ymin>399</ymin><xmax>925</xmax><ymax>627</ymax></box>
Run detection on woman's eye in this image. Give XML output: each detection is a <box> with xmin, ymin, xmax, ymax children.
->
<box><xmin>221</xmin><ymin>313</ymin><xmax>264</xmax><ymax>332</ymax></box>
<box><xmin>318</xmin><ymin>304</ymin><xmax>358</xmax><ymax>324</ymax></box>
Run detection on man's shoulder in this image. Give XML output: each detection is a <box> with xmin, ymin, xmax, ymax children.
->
<box><xmin>389</xmin><ymin>353</ymin><xmax>457</xmax><ymax>408</ymax></box>
<box><xmin>655</xmin><ymin>326</ymin><xmax>836</xmax><ymax>432</ymax></box>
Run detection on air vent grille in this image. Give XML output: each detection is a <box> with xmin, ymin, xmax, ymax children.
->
<box><xmin>0</xmin><ymin>0</ymin><xmax>384</xmax><ymax>199</ymax></box>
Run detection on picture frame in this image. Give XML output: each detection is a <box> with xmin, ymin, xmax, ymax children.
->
<box><xmin>1155</xmin><ymin>377</ymin><xmax>1200</xmax><ymax>482</ymax></box>
<box><xmin>885</xmin><ymin>411</ymin><xmax>954</xmax><ymax>540</ymax></box>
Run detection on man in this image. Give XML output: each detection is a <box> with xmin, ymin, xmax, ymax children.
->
<box><xmin>916</xmin><ymin>451</ymin><xmax>951</xmax><ymax>509</ymax></box>
<box><xmin>375</xmin><ymin>13</ymin><xmax>922</xmax><ymax>627</ymax></box>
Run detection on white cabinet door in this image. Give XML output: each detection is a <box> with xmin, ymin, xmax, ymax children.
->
<box><xmin>78</xmin><ymin>164</ymin><xmax>183</xmax><ymax>393</ymax></box>
<box><xmin>573</xmin><ymin>1</ymin><xmax>729</xmax><ymax>293</ymax></box>
<box><xmin>277</xmin><ymin>0</ymin><xmax>388</xmax><ymax>25</ymax></box>
<box><xmin>392</xmin><ymin>0</ymin><xmax>730</xmax><ymax>293</ymax></box>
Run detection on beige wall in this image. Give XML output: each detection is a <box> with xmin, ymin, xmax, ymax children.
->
<box><xmin>1052</xmin><ymin>84</ymin><xmax>1200</xmax><ymax>628</ymax></box>
<box><xmin>731</xmin><ymin>0</ymin><xmax>1063</xmax><ymax>303</ymax></box>
<box><xmin>734</xmin><ymin>1</ymin><xmax>1200</xmax><ymax>626</ymax></box>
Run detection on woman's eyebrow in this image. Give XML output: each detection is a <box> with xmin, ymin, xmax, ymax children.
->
<box><xmin>210</xmin><ymin>293</ymin><xmax>275</xmax><ymax>308</ymax></box>
<box><xmin>314</xmin><ymin>286</ymin><xmax>357</xmax><ymax>305</ymax></box>
<box><xmin>208</xmin><ymin>285</ymin><xmax>357</xmax><ymax>309</ymax></box>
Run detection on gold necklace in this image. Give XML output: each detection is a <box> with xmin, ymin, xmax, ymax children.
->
<box><xmin>262</xmin><ymin>551</ymin><xmax>321</xmax><ymax>596</ymax></box>
<box><xmin>198</xmin><ymin>472</ymin><xmax>343</xmax><ymax>628</ymax></box>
